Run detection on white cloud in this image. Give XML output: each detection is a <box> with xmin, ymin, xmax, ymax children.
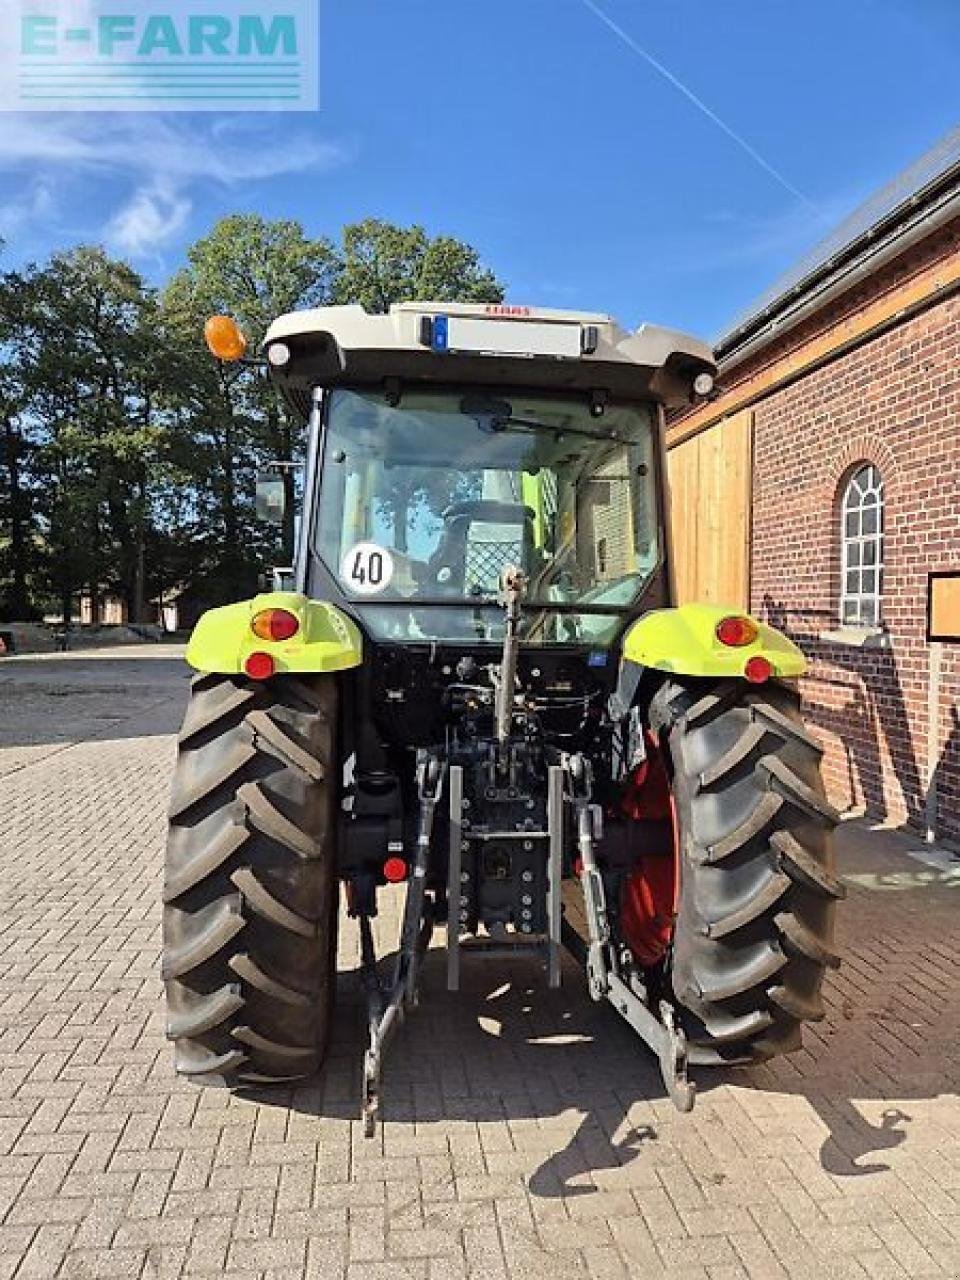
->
<box><xmin>0</xmin><ymin>179</ymin><xmax>58</xmax><ymax>239</ymax></box>
<box><xmin>0</xmin><ymin>114</ymin><xmax>351</xmax><ymax>258</ymax></box>
<box><xmin>0</xmin><ymin>113</ymin><xmax>348</xmax><ymax>185</ymax></box>
<box><xmin>105</xmin><ymin>181</ymin><xmax>192</xmax><ymax>257</ymax></box>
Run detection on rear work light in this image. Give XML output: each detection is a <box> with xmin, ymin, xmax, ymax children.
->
<box><xmin>251</xmin><ymin>608</ymin><xmax>299</xmax><ymax>642</ymax></box>
<box><xmin>715</xmin><ymin>615</ymin><xmax>758</xmax><ymax>648</ymax></box>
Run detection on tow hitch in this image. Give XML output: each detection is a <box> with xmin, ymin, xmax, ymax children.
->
<box><xmin>353</xmin><ymin>581</ymin><xmax>694</xmax><ymax>1137</ymax></box>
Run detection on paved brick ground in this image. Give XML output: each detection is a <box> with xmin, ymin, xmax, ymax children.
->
<box><xmin>2</xmin><ymin>652</ymin><xmax>960</xmax><ymax>1279</ymax></box>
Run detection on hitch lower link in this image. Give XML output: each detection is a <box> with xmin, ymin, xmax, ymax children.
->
<box><xmin>359</xmin><ymin>751</ymin><xmax>442</xmax><ymax>1137</ymax></box>
<box><xmin>566</xmin><ymin>753</ymin><xmax>695</xmax><ymax>1113</ymax></box>
<box><xmin>356</xmin><ymin>747</ymin><xmax>693</xmax><ymax>1135</ymax></box>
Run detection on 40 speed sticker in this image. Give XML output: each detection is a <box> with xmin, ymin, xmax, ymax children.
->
<box><xmin>340</xmin><ymin>542</ymin><xmax>394</xmax><ymax>595</ymax></box>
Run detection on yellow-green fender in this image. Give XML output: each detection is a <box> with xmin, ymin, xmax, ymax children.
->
<box><xmin>185</xmin><ymin>591</ymin><xmax>363</xmax><ymax>675</ymax></box>
<box><xmin>621</xmin><ymin>602</ymin><xmax>806</xmax><ymax>679</ymax></box>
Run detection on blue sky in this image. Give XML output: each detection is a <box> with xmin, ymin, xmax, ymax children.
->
<box><xmin>1</xmin><ymin>0</ymin><xmax>959</xmax><ymax>339</ymax></box>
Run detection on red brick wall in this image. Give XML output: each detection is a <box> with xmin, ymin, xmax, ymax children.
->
<box><xmin>747</xmin><ymin>265</ymin><xmax>960</xmax><ymax>840</ymax></box>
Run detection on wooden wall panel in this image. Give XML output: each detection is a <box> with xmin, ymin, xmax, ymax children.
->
<box><xmin>667</xmin><ymin>431</ymin><xmax>700</xmax><ymax>606</ymax></box>
<box><xmin>666</xmin><ymin>409</ymin><xmax>753</xmax><ymax>608</ymax></box>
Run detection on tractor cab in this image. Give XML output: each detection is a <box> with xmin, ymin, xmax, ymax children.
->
<box><xmin>261</xmin><ymin>301</ymin><xmax>715</xmax><ymax>653</ymax></box>
<box><xmin>311</xmin><ymin>383</ymin><xmax>660</xmax><ymax>647</ymax></box>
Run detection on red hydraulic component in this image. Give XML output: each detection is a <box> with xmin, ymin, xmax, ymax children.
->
<box><xmin>382</xmin><ymin>856</ymin><xmax>408</xmax><ymax>883</ymax></box>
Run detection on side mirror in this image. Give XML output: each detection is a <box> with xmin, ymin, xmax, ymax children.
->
<box><xmin>256</xmin><ymin>471</ymin><xmax>286</xmax><ymax>524</ymax></box>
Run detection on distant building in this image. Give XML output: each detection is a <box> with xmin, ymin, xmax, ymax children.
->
<box><xmin>78</xmin><ymin>592</ymin><xmax>129</xmax><ymax>627</ymax></box>
<box><xmin>668</xmin><ymin>127</ymin><xmax>960</xmax><ymax>843</ymax></box>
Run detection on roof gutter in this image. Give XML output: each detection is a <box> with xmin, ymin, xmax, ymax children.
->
<box><xmin>717</xmin><ymin>171</ymin><xmax>960</xmax><ymax>375</ymax></box>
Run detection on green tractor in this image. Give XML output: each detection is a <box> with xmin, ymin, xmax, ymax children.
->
<box><xmin>164</xmin><ymin>302</ymin><xmax>842</xmax><ymax>1133</ymax></box>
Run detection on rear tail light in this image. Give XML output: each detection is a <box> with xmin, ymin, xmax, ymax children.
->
<box><xmin>716</xmin><ymin>615</ymin><xmax>758</xmax><ymax>647</ymax></box>
<box><xmin>744</xmin><ymin>655</ymin><xmax>773</xmax><ymax>684</ymax></box>
<box><xmin>251</xmin><ymin>608</ymin><xmax>299</xmax><ymax>642</ymax></box>
<box><xmin>244</xmin><ymin>651</ymin><xmax>275</xmax><ymax>680</ymax></box>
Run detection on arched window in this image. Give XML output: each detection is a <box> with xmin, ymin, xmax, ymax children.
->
<box><xmin>840</xmin><ymin>464</ymin><xmax>883</xmax><ymax>626</ymax></box>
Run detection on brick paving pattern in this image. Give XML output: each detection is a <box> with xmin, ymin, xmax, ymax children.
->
<box><xmin>1</xmin><ymin>651</ymin><xmax>960</xmax><ymax>1278</ymax></box>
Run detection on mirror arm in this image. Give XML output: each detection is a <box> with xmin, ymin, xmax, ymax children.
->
<box><xmin>218</xmin><ymin>356</ymin><xmax>268</xmax><ymax>370</ymax></box>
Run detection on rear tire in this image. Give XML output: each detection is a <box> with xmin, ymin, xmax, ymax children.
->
<box><xmin>163</xmin><ymin>672</ymin><xmax>339</xmax><ymax>1085</ymax></box>
<box><xmin>649</xmin><ymin>678</ymin><xmax>843</xmax><ymax>1065</ymax></box>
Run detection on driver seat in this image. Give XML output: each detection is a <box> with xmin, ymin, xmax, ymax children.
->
<box><xmin>426</xmin><ymin>500</ymin><xmax>536</xmax><ymax>594</ymax></box>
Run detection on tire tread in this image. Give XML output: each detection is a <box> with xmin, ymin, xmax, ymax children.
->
<box><xmin>654</xmin><ymin>677</ymin><xmax>840</xmax><ymax>1063</ymax></box>
<box><xmin>163</xmin><ymin>674</ymin><xmax>337</xmax><ymax>1086</ymax></box>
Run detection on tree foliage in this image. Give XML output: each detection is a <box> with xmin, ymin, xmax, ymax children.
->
<box><xmin>335</xmin><ymin>219</ymin><xmax>503</xmax><ymax>314</ymax></box>
<box><xmin>0</xmin><ymin>218</ymin><xmax>505</xmax><ymax>623</ymax></box>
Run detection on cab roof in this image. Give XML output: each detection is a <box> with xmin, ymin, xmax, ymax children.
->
<box><xmin>263</xmin><ymin>301</ymin><xmax>715</xmax><ymax>416</ymax></box>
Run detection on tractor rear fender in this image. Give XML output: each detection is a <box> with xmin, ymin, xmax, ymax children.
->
<box><xmin>185</xmin><ymin>591</ymin><xmax>363</xmax><ymax>674</ymax></box>
<box><xmin>621</xmin><ymin>603</ymin><xmax>806</xmax><ymax>680</ymax></box>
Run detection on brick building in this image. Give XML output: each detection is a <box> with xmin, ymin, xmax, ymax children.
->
<box><xmin>668</xmin><ymin>128</ymin><xmax>960</xmax><ymax>843</ymax></box>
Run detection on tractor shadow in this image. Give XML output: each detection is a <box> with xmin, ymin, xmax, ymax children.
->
<box><xmin>275</xmin><ymin>822</ymin><xmax>960</xmax><ymax>1199</ymax></box>
<box><xmin>816</xmin><ymin>1102</ymin><xmax>912</xmax><ymax>1177</ymax></box>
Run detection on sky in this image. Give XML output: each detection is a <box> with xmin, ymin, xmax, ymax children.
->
<box><xmin>1</xmin><ymin>0</ymin><xmax>959</xmax><ymax>340</ymax></box>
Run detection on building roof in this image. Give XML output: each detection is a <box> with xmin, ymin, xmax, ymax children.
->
<box><xmin>716</xmin><ymin>124</ymin><xmax>960</xmax><ymax>361</ymax></box>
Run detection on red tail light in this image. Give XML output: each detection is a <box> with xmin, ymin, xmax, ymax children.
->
<box><xmin>716</xmin><ymin>615</ymin><xmax>758</xmax><ymax>647</ymax></box>
<box><xmin>744</xmin><ymin>655</ymin><xmax>773</xmax><ymax>684</ymax></box>
<box><xmin>251</xmin><ymin>608</ymin><xmax>299</xmax><ymax>642</ymax></box>
<box><xmin>244</xmin><ymin>651</ymin><xmax>275</xmax><ymax>680</ymax></box>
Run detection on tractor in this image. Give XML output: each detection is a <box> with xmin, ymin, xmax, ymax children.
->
<box><xmin>164</xmin><ymin>302</ymin><xmax>842</xmax><ymax>1133</ymax></box>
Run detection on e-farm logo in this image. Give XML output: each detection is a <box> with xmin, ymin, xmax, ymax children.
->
<box><xmin>1</xmin><ymin>2</ymin><xmax>318</xmax><ymax>111</ymax></box>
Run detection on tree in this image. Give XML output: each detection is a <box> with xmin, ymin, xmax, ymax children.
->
<box><xmin>0</xmin><ymin>215</ymin><xmax>508</xmax><ymax>623</ymax></box>
<box><xmin>162</xmin><ymin>215</ymin><xmax>338</xmax><ymax>577</ymax></box>
<box><xmin>332</xmin><ymin>220</ymin><xmax>505</xmax><ymax>545</ymax></box>
<box><xmin>17</xmin><ymin>248</ymin><xmax>165</xmax><ymax>623</ymax></box>
<box><xmin>162</xmin><ymin>215</ymin><xmax>506</xmax><ymax>578</ymax></box>
<box><xmin>167</xmin><ymin>213</ymin><xmax>339</xmax><ymax>341</ymax></box>
<box><xmin>0</xmin><ymin>263</ymin><xmax>38</xmax><ymax>619</ymax></box>
<box><xmin>334</xmin><ymin>219</ymin><xmax>504</xmax><ymax>313</ymax></box>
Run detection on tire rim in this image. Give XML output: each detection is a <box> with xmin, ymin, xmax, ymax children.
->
<box><xmin>619</xmin><ymin>732</ymin><xmax>679</xmax><ymax>968</ymax></box>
